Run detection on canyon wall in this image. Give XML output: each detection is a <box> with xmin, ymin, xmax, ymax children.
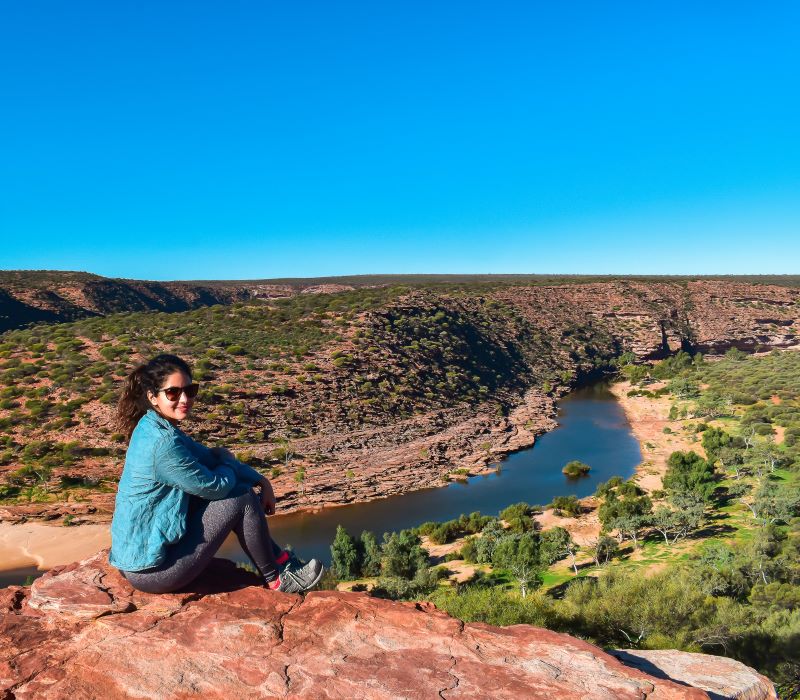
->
<box><xmin>0</xmin><ymin>279</ymin><xmax>798</xmax><ymax>524</ymax></box>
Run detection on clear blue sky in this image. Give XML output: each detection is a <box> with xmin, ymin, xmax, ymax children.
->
<box><xmin>1</xmin><ymin>2</ymin><xmax>798</xmax><ymax>280</ymax></box>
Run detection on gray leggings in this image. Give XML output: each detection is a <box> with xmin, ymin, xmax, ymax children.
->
<box><xmin>122</xmin><ymin>488</ymin><xmax>281</xmax><ymax>594</ymax></box>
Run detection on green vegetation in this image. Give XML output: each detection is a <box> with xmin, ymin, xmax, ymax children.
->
<box><xmin>331</xmin><ymin>504</ymin><xmax>562</xmax><ymax>600</ymax></box>
<box><xmin>417</xmin><ymin>511</ymin><xmax>494</xmax><ymax>545</ymax></box>
<box><xmin>561</xmin><ymin>460</ymin><xmax>590</xmax><ymax>478</ymax></box>
<box><xmin>548</xmin><ymin>495</ymin><xmax>581</xmax><ymax>516</ymax></box>
<box><xmin>323</xmin><ymin>350</ymin><xmax>800</xmax><ymax>695</ymax></box>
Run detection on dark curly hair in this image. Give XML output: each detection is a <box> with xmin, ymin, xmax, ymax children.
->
<box><xmin>116</xmin><ymin>354</ymin><xmax>192</xmax><ymax>440</ymax></box>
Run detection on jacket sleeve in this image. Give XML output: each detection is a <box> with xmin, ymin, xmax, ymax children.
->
<box><xmin>220</xmin><ymin>457</ymin><xmax>264</xmax><ymax>487</ymax></box>
<box><xmin>153</xmin><ymin>433</ymin><xmax>237</xmax><ymax>499</ymax></box>
<box><xmin>182</xmin><ymin>434</ymin><xmax>218</xmax><ymax>468</ymax></box>
<box><xmin>182</xmin><ymin>433</ymin><xmax>264</xmax><ymax>487</ymax></box>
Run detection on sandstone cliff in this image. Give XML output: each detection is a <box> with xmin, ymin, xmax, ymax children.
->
<box><xmin>0</xmin><ymin>278</ymin><xmax>799</xmax><ymax>524</ymax></box>
<box><xmin>0</xmin><ymin>271</ymin><xmax>301</xmax><ymax>333</ymax></box>
<box><xmin>0</xmin><ymin>551</ymin><xmax>776</xmax><ymax>699</ymax></box>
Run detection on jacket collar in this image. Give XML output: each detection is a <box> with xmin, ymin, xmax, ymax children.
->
<box><xmin>144</xmin><ymin>408</ymin><xmax>178</xmax><ymax>432</ymax></box>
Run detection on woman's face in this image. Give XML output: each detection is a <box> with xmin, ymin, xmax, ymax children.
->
<box><xmin>148</xmin><ymin>370</ymin><xmax>195</xmax><ymax>423</ymax></box>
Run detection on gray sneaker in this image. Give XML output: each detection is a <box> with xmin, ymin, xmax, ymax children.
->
<box><xmin>277</xmin><ymin>559</ymin><xmax>324</xmax><ymax>594</ymax></box>
<box><xmin>281</xmin><ymin>549</ymin><xmax>304</xmax><ymax>571</ymax></box>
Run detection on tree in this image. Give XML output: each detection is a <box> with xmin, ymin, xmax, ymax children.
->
<box><xmin>271</xmin><ymin>435</ymin><xmax>294</xmax><ymax>469</ymax></box>
<box><xmin>491</xmin><ymin>532</ymin><xmax>541</xmax><ymax>598</ymax></box>
<box><xmin>753</xmin><ymin>439</ymin><xmax>783</xmax><ymax>476</ymax></box>
<box><xmin>651</xmin><ymin>504</ymin><xmax>703</xmax><ymax>545</ymax></box>
<box><xmin>702</xmin><ymin>427</ymin><xmax>733</xmax><ymax>464</ymax></box>
<box><xmin>492</xmin><ymin>532</ymin><xmax>539</xmax><ymax>569</ymax></box>
<box><xmin>746</xmin><ymin>526</ymin><xmax>786</xmax><ymax>586</ymax></box>
<box><xmin>381</xmin><ymin>530</ymin><xmax>429</xmax><ymax>580</ymax></box>
<box><xmin>331</xmin><ymin>525</ymin><xmax>360</xmax><ymax>579</ymax></box>
<box><xmin>693</xmin><ymin>392</ymin><xmax>729</xmax><ymax>420</ymax></box>
<box><xmin>598</xmin><ymin>489</ymin><xmax>653</xmax><ymax>542</ymax></box>
<box><xmin>651</xmin><ymin>350</ymin><xmax>694</xmax><ymax>379</ymax></box>
<box><xmin>460</xmin><ymin>537</ymin><xmax>479</xmax><ymax>563</ymax></box>
<box><xmin>359</xmin><ymin>530</ymin><xmax>382</xmax><ymax>577</ymax></box>
<box><xmin>752</xmin><ymin>481</ymin><xmax>800</xmax><ymax>527</ymax></box>
<box><xmin>621</xmin><ymin>363</ymin><xmax>648</xmax><ymax>385</ymax></box>
<box><xmin>595</xmin><ymin>476</ymin><xmax>624</xmax><ymax>499</ymax></box>
<box><xmin>549</xmin><ymin>495</ymin><xmax>581</xmax><ymax>517</ymax></box>
<box><xmin>694</xmin><ymin>541</ymin><xmax>749</xmax><ymax>598</ymax></box>
<box><xmin>663</xmin><ymin>451</ymin><xmax>716</xmax><ymax>502</ymax></box>
<box><xmin>377</xmin><ymin>529</ymin><xmax>438</xmax><ymax>600</ymax></box>
<box><xmin>743</xmin><ymin>425</ymin><xmax>758</xmax><ymax>452</ymax></box>
<box><xmin>667</xmin><ymin>377</ymin><xmax>699</xmax><ymax>399</ymax></box>
<box><xmin>474</xmin><ymin>519</ymin><xmax>504</xmax><ymax>564</ymax></box>
<box><xmin>614</xmin><ymin>352</ymin><xmax>637</xmax><ymax>368</ymax></box>
<box><xmin>499</xmin><ymin>502</ymin><xmax>535</xmax><ymax>533</ymax></box>
<box><xmin>728</xmin><ymin>481</ymin><xmax>757</xmax><ymax>519</ymax></box>
<box><xmin>511</xmin><ymin>559</ymin><xmax>538</xmax><ymax>598</ymax></box>
<box><xmin>540</xmin><ymin>526</ymin><xmax>579</xmax><ymax>575</ymax></box>
<box><xmin>294</xmin><ymin>467</ymin><xmax>306</xmax><ymax>496</ymax></box>
<box><xmin>651</xmin><ymin>507</ymin><xmax>677</xmax><ymax>545</ymax></box>
<box><xmin>614</xmin><ymin>514</ymin><xmax>649</xmax><ymax>548</ymax></box>
<box><xmin>589</xmin><ymin>535</ymin><xmax>618</xmax><ymax>567</ymax></box>
<box><xmin>718</xmin><ymin>445</ymin><xmax>748</xmax><ymax>480</ymax></box>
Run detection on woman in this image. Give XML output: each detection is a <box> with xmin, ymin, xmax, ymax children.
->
<box><xmin>109</xmin><ymin>353</ymin><xmax>323</xmax><ymax>594</ymax></box>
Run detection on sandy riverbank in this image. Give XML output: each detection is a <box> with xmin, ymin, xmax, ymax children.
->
<box><xmin>0</xmin><ymin>522</ymin><xmax>111</xmax><ymax>572</ymax></box>
<box><xmin>608</xmin><ymin>380</ymin><xmax>704</xmax><ymax>490</ymax></box>
<box><xmin>533</xmin><ymin>380</ymin><xmax>702</xmax><ymax>546</ymax></box>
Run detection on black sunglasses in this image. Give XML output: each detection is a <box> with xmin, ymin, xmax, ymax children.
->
<box><xmin>158</xmin><ymin>383</ymin><xmax>200</xmax><ymax>401</ymax></box>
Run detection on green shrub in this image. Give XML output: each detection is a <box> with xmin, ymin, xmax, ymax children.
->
<box><xmin>562</xmin><ymin>460</ymin><xmax>591</xmax><ymax>478</ymax></box>
<box><xmin>549</xmin><ymin>495</ymin><xmax>581</xmax><ymax>517</ymax></box>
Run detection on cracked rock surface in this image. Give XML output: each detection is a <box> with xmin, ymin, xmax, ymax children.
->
<box><xmin>0</xmin><ymin>551</ymin><xmax>776</xmax><ymax>699</ymax></box>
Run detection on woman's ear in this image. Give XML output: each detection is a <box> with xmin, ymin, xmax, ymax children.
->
<box><xmin>147</xmin><ymin>391</ymin><xmax>158</xmax><ymax>407</ymax></box>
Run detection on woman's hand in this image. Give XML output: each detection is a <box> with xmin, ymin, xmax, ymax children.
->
<box><xmin>257</xmin><ymin>477</ymin><xmax>277</xmax><ymax>516</ymax></box>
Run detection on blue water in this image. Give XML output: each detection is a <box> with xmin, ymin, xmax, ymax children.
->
<box><xmin>220</xmin><ymin>381</ymin><xmax>641</xmax><ymax>565</ymax></box>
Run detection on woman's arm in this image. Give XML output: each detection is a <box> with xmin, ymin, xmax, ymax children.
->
<box><xmin>181</xmin><ymin>434</ymin><xmax>262</xmax><ymax>487</ymax></box>
<box><xmin>153</xmin><ymin>433</ymin><xmax>237</xmax><ymax>500</ymax></box>
<box><xmin>209</xmin><ymin>447</ymin><xmax>264</xmax><ymax>486</ymax></box>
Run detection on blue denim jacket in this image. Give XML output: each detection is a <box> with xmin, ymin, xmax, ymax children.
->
<box><xmin>109</xmin><ymin>409</ymin><xmax>263</xmax><ymax>572</ymax></box>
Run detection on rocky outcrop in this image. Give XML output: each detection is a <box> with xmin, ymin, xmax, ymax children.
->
<box><xmin>612</xmin><ymin>650</ymin><xmax>778</xmax><ymax>700</ymax></box>
<box><xmin>0</xmin><ymin>551</ymin><xmax>776</xmax><ymax>699</ymax></box>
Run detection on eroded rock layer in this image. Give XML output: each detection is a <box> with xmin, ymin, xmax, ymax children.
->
<box><xmin>0</xmin><ymin>279</ymin><xmax>798</xmax><ymax>524</ymax></box>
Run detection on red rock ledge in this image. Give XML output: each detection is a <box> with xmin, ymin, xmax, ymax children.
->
<box><xmin>0</xmin><ymin>551</ymin><xmax>776</xmax><ymax>699</ymax></box>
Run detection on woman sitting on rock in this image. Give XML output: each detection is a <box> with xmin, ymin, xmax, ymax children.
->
<box><xmin>109</xmin><ymin>353</ymin><xmax>323</xmax><ymax>594</ymax></box>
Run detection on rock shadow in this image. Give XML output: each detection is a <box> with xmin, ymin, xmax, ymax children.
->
<box><xmin>175</xmin><ymin>557</ymin><xmax>264</xmax><ymax>596</ymax></box>
<box><xmin>610</xmin><ymin>651</ymin><xmax>728</xmax><ymax>700</ymax></box>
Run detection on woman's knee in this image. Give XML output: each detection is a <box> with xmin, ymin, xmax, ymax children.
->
<box><xmin>242</xmin><ymin>488</ymin><xmax>264</xmax><ymax>515</ymax></box>
<box><xmin>201</xmin><ymin>489</ymin><xmax>263</xmax><ymax>527</ymax></box>
<box><xmin>206</xmin><ymin>488</ymin><xmax>252</xmax><ymax>516</ymax></box>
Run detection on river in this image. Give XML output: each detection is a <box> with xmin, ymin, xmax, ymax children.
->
<box><xmin>219</xmin><ymin>381</ymin><xmax>641</xmax><ymax>566</ymax></box>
